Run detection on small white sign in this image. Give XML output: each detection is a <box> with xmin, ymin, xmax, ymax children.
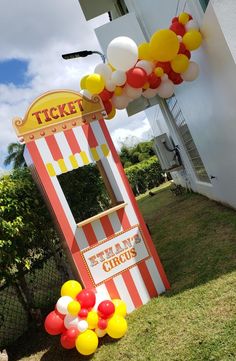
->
<box><xmin>81</xmin><ymin>225</ymin><xmax>150</xmax><ymax>286</ymax></box>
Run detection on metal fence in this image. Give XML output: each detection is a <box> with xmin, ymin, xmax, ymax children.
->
<box><xmin>0</xmin><ymin>249</ymin><xmax>70</xmax><ymax>350</ymax></box>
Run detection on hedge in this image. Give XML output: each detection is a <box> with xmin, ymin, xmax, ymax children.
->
<box><xmin>125</xmin><ymin>156</ymin><xmax>164</xmax><ymax>196</ymax></box>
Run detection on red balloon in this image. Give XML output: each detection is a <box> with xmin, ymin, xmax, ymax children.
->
<box><xmin>103</xmin><ymin>100</ymin><xmax>113</xmax><ymax>115</ymax></box>
<box><xmin>60</xmin><ymin>333</ymin><xmax>76</xmax><ymax>349</ymax></box>
<box><xmin>184</xmin><ymin>49</ymin><xmax>191</xmax><ymax>59</ymax></box>
<box><xmin>178</xmin><ymin>43</ymin><xmax>191</xmax><ymax>59</ymax></box>
<box><xmin>98</xmin><ymin>300</ymin><xmax>115</xmax><ymax>319</ymax></box>
<box><xmin>76</xmin><ymin>289</ymin><xmax>96</xmax><ymax>309</ymax></box>
<box><xmin>156</xmin><ymin>61</ymin><xmax>172</xmax><ymax>74</ymax></box>
<box><xmin>98</xmin><ymin>318</ymin><xmax>108</xmax><ymax>330</ymax></box>
<box><xmin>170</xmin><ymin>22</ymin><xmax>186</xmax><ymax>37</ymax></box>
<box><xmin>126</xmin><ymin>67</ymin><xmax>148</xmax><ymax>88</ymax></box>
<box><xmin>172</xmin><ymin>16</ymin><xmax>179</xmax><ymax>23</ymax></box>
<box><xmin>168</xmin><ymin>70</ymin><xmax>183</xmax><ymax>85</ymax></box>
<box><xmin>148</xmin><ymin>73</ymin><xmax>161</xmax><ymax>89</ymax></box>
<box><xmin>78</xmin><ymin>308</ymin><xmax>88</xmax><ymax>318</ymax></box>
<box><xmin>66</xmin><ymin>326</ymin><xmax>80</xmax><ymax>339</ymax></box>
<box><xmin>99</xmin><ymin>88</ymin><xmax>114</xmax><ymax>101</ymax></box>
<box><xmin>44</xmin><ymin>310</ymin><xmax>65</xmax><ymax>335</ymax></box>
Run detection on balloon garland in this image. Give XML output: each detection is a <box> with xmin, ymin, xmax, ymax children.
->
<box><xmin>80</xmin><ymin>12</ymin><xmax>202</xmax><ymax>119</ymax></box>
<box><xmin>44</xmin><ymin>280</ymin><xmax>128</xmax><ymax>356</ymax></box>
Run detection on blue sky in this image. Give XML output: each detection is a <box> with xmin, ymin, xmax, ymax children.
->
<box><xmin>0</xmin><ymin>0</ymin><xmax>152</xmax><ymax>173</ymax></box>
<box><xmin>0</xmin><ymin>59</ymin><xmax>29</xmax><ymax>86</ymax></box>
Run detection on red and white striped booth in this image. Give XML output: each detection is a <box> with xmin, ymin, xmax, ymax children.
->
<box><xmin>13</xmin><ymin>90</ymin><xmax>169</xmax><ymax>312</ymax></box>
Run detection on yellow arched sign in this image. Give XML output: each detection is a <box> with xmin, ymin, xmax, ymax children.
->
<box><xmin>13</xmin><ymin>90</ymin><xmax>106</xmax><ymax>143</ymax></box>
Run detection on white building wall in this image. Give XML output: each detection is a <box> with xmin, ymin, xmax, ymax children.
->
<box><xmin>124</xmin><ymin>0</ymin><xmax>236</xmax><ymax>208</ymax></box>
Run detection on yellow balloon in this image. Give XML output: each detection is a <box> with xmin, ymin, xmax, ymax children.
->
<box><xmin>154</xmin><ymin>67</ymin><xmax>164</xmax><ymax>77</ymax></box>
<box><xmin>80</xmin><ymin>75</ymin><xmax>89</xmax><ymax>90</ymax></box>
<box><xmin>86</xmin><ymin>73</ymin><xmax>105</xmax><ymax>94</ymax></box>
<box><xmin>107</xmin><ymin>314</ymin><xmax>127</xmax><ymax>339</ymax></box>
<box><xmin>61</xmin><ymin>280</ymin><xmax>82</xmax><ymax>298</ymax></box>
<box><xmin>143</xmin><ymin>82</ymin><xmax>150</xmax><ymax>90</ymax></box>
<box><xmin>107</xmin><ymin>107</ymin><xmax>116</xmax><ymax>120</ymax></box>
<box><xmin>178</xmin><ymin>12</ymin><xmax>190</xmax><ymax>25</ymax></box>
<box><xmin>67</xmin><ymin>300</ymin><xmax>81</xmax><ymax>316</ymax></box>
<box><xmin>138</xmin><ymin>43</ymin><xmax>153</xmax><ymax>61</ymax></box>
<box><xmin>112</xmin><ymin>299</ymin><xmax>127</xmax><ymax>317</ymax></box>
<box><xmin>150</xmin><ymin>29</ymin><xmax>180</xmax><ymax>62</ymax></box>
<box><xmin>171</xmin><ymin>54</ymin><xmax>189</xmax><ymax>73</ymax></box>
<box><xmin>87</xmin><ymin>311</ymin><xmax>99</xmax><ymax>329</ymax></box>
<box><xmin>76</xmin><ymin>330</ymin><xmax>98</xmax><ymax>355</ymax></box>
<box><xmin>114</xmin><ymin>86</ymin><xmax>123</xmax><ymax>96</ymax></box>
<box><xmin>183</xmin><ymin>30</ymin><xmax>202</xmax><ymax>51</ymax></box>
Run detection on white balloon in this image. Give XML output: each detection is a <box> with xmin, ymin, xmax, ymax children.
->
<box><xmin>77</xmin><ymin>320</ymin><xmax>88</xmax><ymax>333</ymax></box>
<box><xmin>161</xmin><ymin>74</ymin><xmax>169</xmax><ymax>82</ymax></box>
<box><xmin>80</xmin><ymin>89</ymin><xmax>92</xmax><ymax>99</ymax></box>
<box><xmin>156</xmin><ymin>79</ymin><xmax>175</xmax><ymax>99</ymax></box>
<box><xmin>124</xmin><ymin>85</ymin><xmax>142</xmax><ymax>99</ymax></box>
<box><xmin>142</xmin><ymin>88</ymin><xmax>158</xmax><ymax>99</ymax></box>
<box><xmin>94</xmin><ymin>63</ymin><xmax>112</xmax><ymax>82</ymax></box>
<box><xmin>111</xmin><ymin>94</ymin><xmax>130</xmax><ymax>109</ymax></box>
<box><xmin>111</xmin><ymin>70</ymin><xmax>127</xmax><ymax>86</ymax></box>
<box><xmin>56</xmin><ymin>296</ymin><xmax>73</xmax><ymax>315</ymax></box>
<box><xmin>185</xmin><ymin>20</ymin><xmax>199</xmax><ymax>32</ymax></box>
<box><xmin>136</xmin><ymin>60</ymin><xmax>153</xmax><ymax>75</ymax></box>
<box><xmin>64</xmin><ymin>314</ymin><xmax>79</xmax><ymax>329</ymax></box>
<box><xmin>95</xmin><ymin>328</ymin><xmax>106</xmax><ymax>338</ymax></box>
<box><xmin>177</xmin><ymin>35</ymin><xmax>183</xmax><ymax>42</ymax></box>
<box><xmin>181</xmin><ymin>61</ymin><xmax>199</xmax><ymax>81</ymax></box>
<box><xmin>105</xmin><ymin>80</ymin><xmax>116</xmax><ymax>92</ymax></box>
<box><xmin>107</xmin><ymin>36</ymin><xmax>138</xmax><ymax>71</ymax></box>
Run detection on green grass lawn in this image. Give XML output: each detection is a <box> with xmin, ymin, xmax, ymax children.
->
<box><xmin>8</xmin><ymin>184</ymin><xmax>236</xmax><ymax>361</ymax></box>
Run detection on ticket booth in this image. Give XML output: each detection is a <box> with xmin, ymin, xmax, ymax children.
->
<box><xmin>13</xmin><ymin>90</ymin><xmax>169</xmax><ymax>313</ymax></box>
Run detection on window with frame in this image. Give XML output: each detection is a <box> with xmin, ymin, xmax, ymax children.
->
<box><xmin>165</xmin><ymin>96</ymin><xmax>210</xmax><ymax>183</ymax></box>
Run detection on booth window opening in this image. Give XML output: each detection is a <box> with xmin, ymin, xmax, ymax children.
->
<box><xmin>57</xmin><ymin>161</ymin><xmax>122</xmax><ymax>224</ymax></box>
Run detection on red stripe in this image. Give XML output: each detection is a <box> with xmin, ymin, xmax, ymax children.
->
<box><xmin>99</xmin><ymin>119</ymin><xmax>170</xmax><ymax>290</ymax></box>
<box><xmin>82</xmin><ymin>123</ymin><xmax>98</xmax><ymax>147</ymax></box>
<box><xmin>105</xmin><ymin>279</ymin><xmax>120</xmax><ymax>299</ymax></box>
<box><xmin>26</xmin><ymin>142</ymin><xmax>93</xmax><ymax>288</ymax></box>
<box><xmin>122</xmin><ymin>270</ymin><xmax>143</xmax><ymax>308</ymax></box>
<box><xmin>138</xmin><ymin>261</ymin><xmax>158</xmax><ymax>298</ymax></box>
<box><xmin>82</xmin><ymin>223</ymin><xmax>98</xmax><ymax>247</ymax></box>
<box><xmin>116</xmin><ymin>208</ymin><xmax>131</xmax><ymax>229</ymax></box>
<box><xmin>64</xmin><ymin>129</ymin><xmax>81</xmax><ymax>154</ymax></box>
<box><xmin>45</xmin><ymin>135</ymin><xmax>63</xmax><ymax>161</ymax></box>
<box><xmin>100</xmin><ymin>215</ymin><xmax>114</xmax><ymax>237</ymax></box>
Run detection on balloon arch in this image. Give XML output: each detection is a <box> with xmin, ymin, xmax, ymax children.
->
<box><xmin>80</xmin><ymin>12</ymin><xmax>202</xmax><ymax>120</ymax></box>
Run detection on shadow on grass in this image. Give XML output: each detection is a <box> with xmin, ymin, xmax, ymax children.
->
<box><xmin>140</xmin><ymin>188</ymin><xmax>236</xmax><ymax>298</ymax></box>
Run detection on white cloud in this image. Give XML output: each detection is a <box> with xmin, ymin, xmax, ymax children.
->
<box><xmin>0</xmin><ymin>0</ymin><xmax>152</xmax><ymax>169</ymax></box>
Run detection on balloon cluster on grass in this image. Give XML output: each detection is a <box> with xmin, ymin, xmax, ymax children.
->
<box><xmin>80</xmin><ymin>12</ymin><xmax>202</xmax><ymax>119</ymax></box>
<box><xmin>44</xmin><ymin>280</ymin><xmax>128</xmax><ymax>356</ymax></box>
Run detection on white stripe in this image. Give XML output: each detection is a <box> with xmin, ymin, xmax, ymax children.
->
<box><xmin>90</xmin><ymin>121</ymin><xmax>106</xmax><ymax>146</ymax></box>
<box><xmin>35</xmin><ymin>138</ymin><xmax>61</xmax><ymax>175</ymax></box>
<box><xmin>72</xmin><ymin>126</ymin><xmax>94</xmax><ymax>163</ymax></box>
<box><xmin>100</xmin><ymin>157</ymin><xmax>123</xmax><ymax>202</ymax></box>
<box><xmin>113</xmin><ymin>275</ymin><xmax>134</xmax><ymax>313</ymax></box>
<box><xmin>108</xmin><ymin>212</ymin><xmax>123</xmax><ymax>234</ymax></box>
<box><xmin>91</xmin><ymin>220</ymin><xmax>106</xmax><ymax>242</ymax></box>
<box><xmin>130</xmin><ymin>266</ymin><xmax>150</xmax><ymax>305</ymax></box>
<box><xmin>75</xmin><ymin>227</ymin><xmax>89</xmax><ymax>250</ymax></box>
<box><xmin>50</xmin><ymin>176</ymin><xmax>76</xmax><ymax>231</ymax></box>
<box><xmin>54</xmin><ymin>133</ymin><xmax>73</xmax><ymax>172</ymax></box>
<box><xmin>94</xmin><ymin>284</ymin><xmax>111</xmax><ymax>310</ymax></box>
<box><xmin>146</xmin><ymin>258</ymin><xmax>165</xmax><ymax>294</ymax></box>
<box><xmin>106</xmin><ymin>153</ymin><xmax>138</xmax><ymax>225</ymax></box>
<box><xmin>74</xmin><ymin>153</ymin><xmax>85</xmax><ymax>167</ymax></box>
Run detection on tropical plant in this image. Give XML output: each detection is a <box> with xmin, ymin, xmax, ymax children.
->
<box><xmin>4</xmin><ymin>142</ymin><xmax>26</xmax><ymax>169</ymax></box>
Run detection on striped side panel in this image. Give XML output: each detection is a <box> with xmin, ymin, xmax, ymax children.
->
<box><xmin>99</xmin><ymin>119</ymin><xmax>170</xmax><ymax>291</ymax></box>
